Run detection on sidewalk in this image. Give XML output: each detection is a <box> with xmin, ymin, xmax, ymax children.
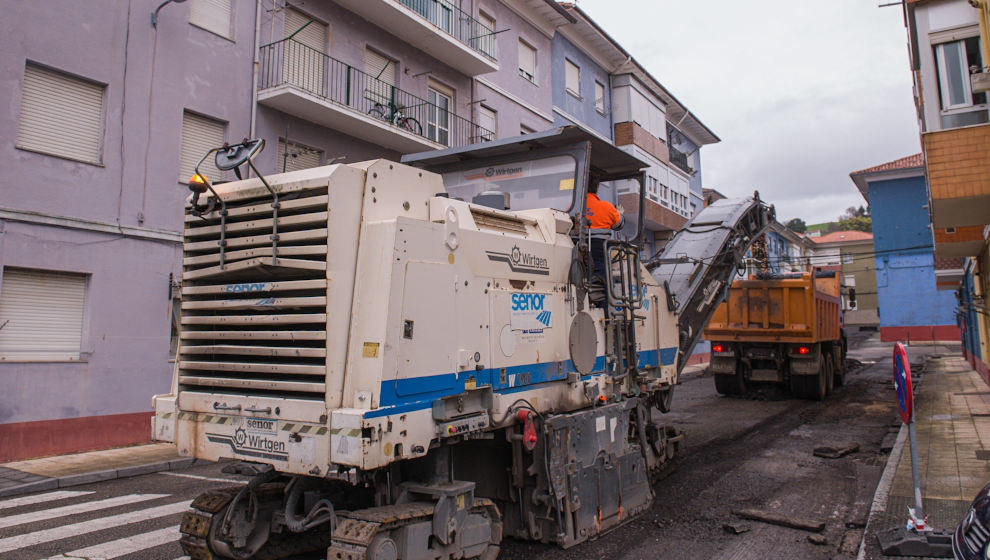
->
<box><xmin>0</xmin><ymin>443</ymin><xmax>195</xmax><ymax>498</ymax></box>
<box><xmin>862</xmin><ymin>353</ymin><xmax>990</xmax><ymax>559</ymax></box>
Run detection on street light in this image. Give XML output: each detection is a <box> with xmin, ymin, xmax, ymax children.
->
<box><xmin>151</xmin><ymin>0</ymin><xmax>187</xmax><ymax>28</ymax></box>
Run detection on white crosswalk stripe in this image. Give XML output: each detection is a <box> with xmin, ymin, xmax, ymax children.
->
<box><xmin>0</xmin><ymin>490</ymin><xmax>94</xmax><ymax>511</ymax></box>
<box><xmin>0</xmin><ymin>493</ymin><xmax>167</xmax><ymax>530</ymax></box>
<box><xmin>44</xmin><ymin>525</ymin><xmax>179</xmax><ymax>559</ymax></box>
<box><xmin>0</xmin><ymin>500</ymin><xmax>190</xmax><ymax>553</ymax></box>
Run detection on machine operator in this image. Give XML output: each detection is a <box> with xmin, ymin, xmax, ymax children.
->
<box><xmin>585</xmin><ymin>180</ymin><xmax>623</xmax><ymax>230</ymax></box>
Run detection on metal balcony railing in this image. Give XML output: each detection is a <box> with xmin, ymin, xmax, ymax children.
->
<box><xmin>259</xmin><ymin>39</ymin><xmax>494</xmax><ymax>148</ymax></box>
<box><xmin>668</xmin><ymin>146</ymin><xmax>692</xmax><ymax>175</ymax></box>
<box><xmin>397</xmin><ymin>0</ymin><xmax>497</xmax><ymax>60</ymax></box>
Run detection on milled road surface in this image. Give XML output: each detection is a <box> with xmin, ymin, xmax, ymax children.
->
<box><xmin>500</xmin><ymin>332</ymin><xmax>914</xmax><ymax>560</ymax></box>
<box><xmin>0</xmin><ymin>333</ymin><xmax>935</xmax><ymax>559</ymax></box>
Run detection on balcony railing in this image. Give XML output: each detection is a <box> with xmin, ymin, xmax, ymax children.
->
<box><xmin>398</xmin><ymin>0</ymin><xmax>496</xmax><ymax>60</ymax></box>
<box><xmin>259</xmin><ymin>39</ymin><xmax>494</xmax><ymax>149</ymax></box>
<box><xmin>668</xmin><ymin>146</ymin><xmax>692</xmax><ymax>175</ymax></box>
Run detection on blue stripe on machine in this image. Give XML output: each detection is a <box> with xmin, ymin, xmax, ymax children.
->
<box><xmin>365</xmin><ymin>348</ymin><xmax>676</xmax><ymax>419</ymax></box>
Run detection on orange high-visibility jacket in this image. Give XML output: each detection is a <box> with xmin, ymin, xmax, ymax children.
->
<box><xmin>585</xmin><ymin>193</ymin><xmax>620</xmax><ymax>229</ymax></box>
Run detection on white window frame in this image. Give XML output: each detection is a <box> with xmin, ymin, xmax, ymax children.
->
<box><xmin>518</xmin><ymin>39</ymin><xmax>537</xmax><ymax>83</ymax></box>
<box><xmin>477</xmin><ymin>11</ymin><xmax>497</xmax><ymax>58</ymax></box>
<box><xmin>427</xmin><ymin>84</ymin><xmax>453</xmax><ymax>146</ymax></box>
<box><xmin>594</xmin><ymin>81</ymin><xmax>605</xmax><ymax>114</ymax></box>
<box><xmin>565</xmin><ymin>59</ymin><xmax>580</xmax><ymax>98</ymax></box>
<box><xmin>0</xmin><ymin>267</ymin><xmax>89</xmax><ymax>362</ymax></box>
<box><xmin>935</xmin><ymin>40</ymin><xmax>974</xmax><ymax>110</ymax></box>
<box><xmin>478</xmin><ymin>104</ymin><xmax>496</xmax><ymax>141</ymax></box>
<box><xmin>841</xmin><ymin>252</ymin><xmax>854</xmax><ymax>265</ymax></box>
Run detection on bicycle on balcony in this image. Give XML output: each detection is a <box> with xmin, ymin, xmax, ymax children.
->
<box><xmin>368</xmin><ymin>101</ymin><xmax>423</xmax><ymax>135</ymax></box>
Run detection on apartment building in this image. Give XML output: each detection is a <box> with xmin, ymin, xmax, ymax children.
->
<box><xmin>902</xmin><ymin>0</ymin><xmax>990</xmax><ymax>378</ymax></box>
<box><xmin>850</xmin><ymin>153</ymin><xmax>959</xmax><ymax>341</ymax></box>
<box><xmin>0</xmin><ymin>0</ymin><xmax>716</xmax><ymax>460</ymax></box>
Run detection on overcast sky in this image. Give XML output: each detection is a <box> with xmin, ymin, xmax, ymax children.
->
<box><xmin>576</xmin><ymin>0</ymin><xmax>921</xmax><ymax>225</ymax></box>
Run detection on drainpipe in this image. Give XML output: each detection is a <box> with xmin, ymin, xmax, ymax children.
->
<box><xmin>249</xmin><ymin>0</ymin><xmax>262</xmax><ymax>160</ymax></box>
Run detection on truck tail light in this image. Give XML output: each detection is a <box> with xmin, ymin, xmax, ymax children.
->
<box><xmin>712</xmin><ymin>344</ymin><xmax>724</xmax><ymax>353</ymax></box>
<box><xmin>797</xmin><ymin>346</ymin><xmax>809</xmax><ymax>355</ymax></box>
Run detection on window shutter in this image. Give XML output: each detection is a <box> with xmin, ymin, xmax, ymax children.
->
<box><xmin>284</xmin><ymin>8</ymin><xmax>327</xmax><ymax>53</ymax></box>
<box><xmin>565</xmin><ymin>60</ymin><xmax>579</xmax><ymax>94</ymax></box>
<box><xmin>17</xmin><ymin>65</ymin><xmax>104</xmax><ymax>164</ymax></box>
<box><xmin>0</xmin><ymin>268</ymin><xmax>86</xmax><ymax>360</ymax></box>
<box><xmin>478</xmin><ymin>105</ymin><xmax>496</xmax><ymax>140</ymax></box>
<box><xmin>364</xmin><ymin>48</ymin><xmax>396</xmax><ymax>86</ymax></box>
<box><xmin>518</xmin><ymin>41</ymin><xmax>536</xmax><ymax>80</ymax></box>
<box><xmin>180</xmin><ymin>112</ymin><xmax>225</xmax><ymax>183</ymax></box>
<box><xmin>189</xmin><ymin>0</ymin><xmax>232</xmax><ymax>38</ymax></box>
<box><xmin>277</xmin><ymin>139</ymin><xmax>323</xmax><ymax>172</ymax></box>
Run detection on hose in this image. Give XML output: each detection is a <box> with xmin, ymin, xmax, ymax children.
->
<box><xmin>283</xmin><ymin>477</ymin><xmax>336</xmax><ymax>533</ymax></box>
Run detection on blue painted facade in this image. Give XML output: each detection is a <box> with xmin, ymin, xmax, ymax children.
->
<box><xmin>960</xmin><ymin>260</ymin><xmax>982</xmax><ymax>362</ymax></box>
<box><xmin>549</xmin><ymin>33</ymin><xmax>612</xmax><ymax>141</ymax></box>
<box><xmin>867</xmin><ymin>176</ymin><xmax>957</xmax><ymax>328</ymax></box>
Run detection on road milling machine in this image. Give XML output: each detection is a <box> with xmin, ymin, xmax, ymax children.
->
<box><xmin>152</xmin><ymin>127</ymin><xmax>773</xmax><ymax>560</ymax></box>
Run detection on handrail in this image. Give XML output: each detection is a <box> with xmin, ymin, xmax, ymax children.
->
<box><xmin>396</xmin><ymin>0</ymin><xmax>496</xmax><ymax>60</ymax></box>
<box><xmin>259</xmin><ymin>38</ymin><xmax>494</xmax><ymax>149</ymax></box>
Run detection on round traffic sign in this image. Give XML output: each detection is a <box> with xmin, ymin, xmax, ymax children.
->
<box><xmin>893</xmin><ymin>342</ymin><xmax>913</xmax><ymax>424</ymax></box>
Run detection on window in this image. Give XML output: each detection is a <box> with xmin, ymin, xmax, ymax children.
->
<box><xmin>364</xmin><ymin>48</ymin><xmax>397</xmax><ymax>104</ymax></box>
<box><xmin>427</xmin><ymin>83</ymin><xmax>452</xmax><ymax>145</ymax></box>
<box><xmin>594</xmin><ymin>81</ymin><xmax>605</xmax><ymax>113</ymax></box>
<box><xmin>565</xmin><ymin>59</ymin><xmax>580</xmax><ymax>97</ymax></box>
<box><xmin>277</xmin><ymin>139</ymin><xmax>323</xmax><ymax>172</ymax></box>
<box><xmin>180</xmin><ymin>111</ymin><xmax>225</xmax><ymax>183</ymax></box>
<box><xmin>844</xmin><ymin>274</ymin><xmax>856</xmax><ymax>288</ymax></box>
<box><xmin>189</xmin><ymin>0</ymin><xmax>232</xmax><ymax>39</ymax></box>
<box><xmin>841</xmin><ymin>252</ymin><xmax>854</xmax><ymax>265</ymax></box>
<box><xmin>934</xmin><ymin>37</ymin><xmax>986</xmax><ymax>110</ymax></box>
<box><xmin>284</xmin><ymin>8</ymin><xmax>328</xmax><ymax>91</ymax></box>
<box><xmin>520</xmin><ymin>124</ymin><xmax>535</xmax><ymax>135</ymax></box>
<box><xmin>518</xmin><ymin>39</ymin><xmax>536</xmax><ymax>83</ymax></box>
<box><xmin>645</xmin><ymin>176</ymin><xmax>659</xmax><ymax>202</ymax></box>
<box><xmin>0</xmin><ymin>267</ymin><xmax>87</xmax><ymax>361</ymax></box>
<box><xmin>478</xmin><ymin>105</ymin><xmax>497</xmax><ymax>141</ymax></box>
<box><xmin>477</xmin><ymin>11</ymin><xmax>496</xmax><ymax>58</ymax></box>
<box><xmin>17</xmin><ymin>64</ymin><xmax>104</xmax><ymax>165</ymax></box>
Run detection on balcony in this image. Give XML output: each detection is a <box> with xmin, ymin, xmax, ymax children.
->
<box><xmin>668</xmin><ymin>146</ymin><xmax>693</xmax><ymax>176</ymax></box>
<box><xmin>258</xmin><ymin>39</ymin><xmax>493</xmax><ymax>154</ymax></box>
<box><xmin>331</xmin><ymin>0</ymin><xmax>498</xmax><ymax>76</ymax></box>
<box><xmin>923</xmin><ymin>124</ymin><xmax>990</xmax><ymax>258</ymax></box>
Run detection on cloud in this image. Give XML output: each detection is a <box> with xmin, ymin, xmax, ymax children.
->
<box><xmin>577</xmin><ymin>0</ymin><xmax>921</xmax><ymax>223</ymax></box>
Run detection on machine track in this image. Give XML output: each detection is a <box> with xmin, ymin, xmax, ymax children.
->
<box><xmin>179</xmin><ymin>485</ymin><xmax>331</xmax><ymax>560</ymax></box>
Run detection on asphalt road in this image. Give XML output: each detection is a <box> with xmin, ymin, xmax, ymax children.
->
<box><xmin>0</xmin><ymin>332</ymin><xmax>930</xmax><ymax>560</ymax></box>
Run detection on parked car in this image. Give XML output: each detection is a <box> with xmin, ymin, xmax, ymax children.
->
<box><xmin>954</xmin><ymin>482</ymin><xmax>990</xmax><ymax>559</ymax></box>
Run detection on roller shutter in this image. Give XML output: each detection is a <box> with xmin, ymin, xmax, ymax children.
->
<box><xmin>189</xmin><ymin>0</ymin><xmax>232</xmax><ymax>38</ymax></box>
<box><xmin>284</xmin><ymin>8</ymin><xmax>327</xmax><ymax>52</ymax></box>
<box><xmin>17</xmin><ymin>64</ymin><xmax>104</xmax><ymax>164</ymax></box>
<box><xmin>364</xmin><ymin>48</ymin><xmax>396</xmax><ymax>86</ymax></box>
<box><xmin>180</xmin><ymin>112</ymin><xmax>226</xmax><ymax>183</ymax></box>
<box><xmin>277</xmin><ymin>139</ymin><xmax>322</xmax><ymax>172</ymax></box>
<box><xmin>0</xmin><ymin>268</ymin><xmax>86</xmax><ymax>361</ymax></box>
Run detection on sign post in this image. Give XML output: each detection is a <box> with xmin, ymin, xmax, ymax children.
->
<box><xmin>893</xmin><ymin>342</ymin><xmax>926</xmax><ymax>530</ymax></box>
<box><xmin>877</xmin><ymin>342</ymin><xmax>952</xmax><ymax>557</ymax></box>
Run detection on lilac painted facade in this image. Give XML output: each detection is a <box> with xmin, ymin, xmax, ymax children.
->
<box><xmin>0</xmin><ymin>0</ymin><xmax>715</xmax><ymax>460</ymax></box>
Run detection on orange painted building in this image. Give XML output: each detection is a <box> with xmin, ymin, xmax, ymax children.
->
<box><xmin>903</xmin><ymin>0</ymin><xmax>990</xmax><ymax>381</ymax></box>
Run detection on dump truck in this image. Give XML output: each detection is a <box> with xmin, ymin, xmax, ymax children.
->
<box><xmin>151</xmin><ymin>127</ymin><xmax>772</xmax><ymax>560</ymax></box>
<box><xmin>703</xmin><ymin>270</ymin><xmax>846</xmax><ymax>400</ymax></box>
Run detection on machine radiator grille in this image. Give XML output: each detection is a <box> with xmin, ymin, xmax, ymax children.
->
<box><xmin>178</xmin><ymin>186</ymin><xmax>329</xmax><ymax>400</ymax></box>
<box><xmin>470</xmin><ymin>209</ymin><xmax>528</xmax><ymax>235</ymax></box>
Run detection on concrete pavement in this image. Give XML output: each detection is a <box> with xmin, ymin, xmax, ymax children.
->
<box><xmin>861</xmin><ymin>348</ymin><xmax>990</xmax><ymax>559</ymax></box>
<box><xmin>0</xmin><ymin>443</ymin><xmax>195</xmax><ymax>498</ymax></box>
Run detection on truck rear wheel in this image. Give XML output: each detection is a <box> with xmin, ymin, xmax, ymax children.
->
<box><xmin>824</xmin><ymin>354</ymin><xmax>835</xmax><ymax>396</ymax></box>
<box><xmin>713</xmin><ymin>363</ymin><xmax>745</xmax><ymax>396</ymax></box>
<box><xmin>790</xmin><ymin>355</ymin><xmax>826</xmax><ymax>401</ymax></box>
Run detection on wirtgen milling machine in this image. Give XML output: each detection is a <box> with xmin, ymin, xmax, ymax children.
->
<box><xmin>152</xmin><ymin>127</ymin><xmax>772</xmax><ymax>559</ymax></box>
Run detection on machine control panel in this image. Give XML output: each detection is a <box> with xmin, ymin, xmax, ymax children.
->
<box><xmin>437</xmin><ymin>413</ymin><xmax>489</xmax><ymax>438</ymax></box>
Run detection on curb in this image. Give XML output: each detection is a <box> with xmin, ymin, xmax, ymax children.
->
<box><xmin>0</xmin><ymin>457</ymin><xmax>199</xmax><ymax>499</ymax></box>
<box><xmin>856</xmin><ymin>421</ymin><xmax>907</xmax><ymax>560</ymax></box>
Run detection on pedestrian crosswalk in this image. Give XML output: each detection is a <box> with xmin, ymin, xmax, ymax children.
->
<box><xmin>0</xmin><ymin>478</ymin><xmax>241</xmax><ymax>559</ymax></box>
